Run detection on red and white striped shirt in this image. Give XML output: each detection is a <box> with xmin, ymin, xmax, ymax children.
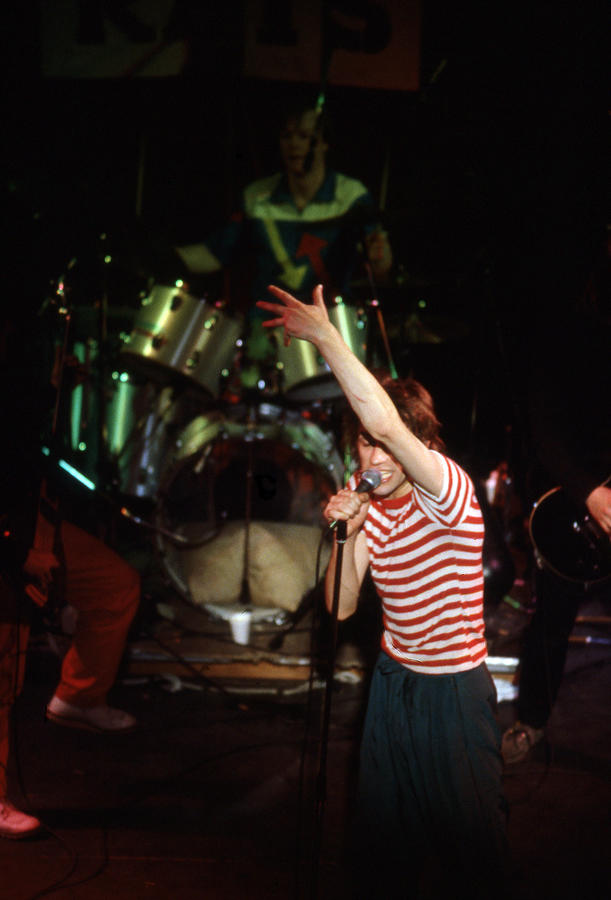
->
<box><xmin>353</xmin><ymin>452</ymin><xmax>487</xmax><ymax>675</ymax></box>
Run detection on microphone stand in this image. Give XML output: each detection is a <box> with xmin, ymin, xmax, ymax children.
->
<box><xmin>311</xmin><ymin>519</ymin><xmax>346</xmax><ymax>899</ymax></box>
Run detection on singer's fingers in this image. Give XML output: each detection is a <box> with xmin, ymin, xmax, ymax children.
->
<box><xmin>256</xmin><ymin>300</ymin><xmax>287</xmax><ymax>326</ymax></box>
<box><xmin>324</xmin><ymin>490</ymin><xmax>367</xmax><ymax>522</ymax></box>
<box><xmin>312</xmin><ymin>284</ymin><xmax>330</xmax><ymax>322</ymax></box>
<box><xmin>266</xmin><ymin>285</ymin><xmax>301</xmax><ymax>306</ymax></box>
<box><xmin>259</xmin><ymin>316</ymin><xmax>285</xmax><ymax>329</ymax></box>
<box><xmin>255</xmin><ymin>300</ymin><xmax>286</xmax><ymax>329</ymax></box>
<box><xmin>256</xmin><ymin>300</ymin><xmax>283</xmax><ymax>315</ymax></box>
<box><xmin>312</xmin><ymin>283</ymin><xmax>325</xmax><ymax>309</ymax></box>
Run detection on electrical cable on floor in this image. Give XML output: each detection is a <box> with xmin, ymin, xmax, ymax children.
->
<box><xmin>8</xmin><ymin>527</ymin><xmax>338</xmax><ymax>900</ymax></box>
<box><xmin>126</xmin><ymin>537</ymin><xmax>338</xmax><ymax>898</ymax></box>
<box><xmin>139</xmin><ymin>623</ymin><xmax>250</xmax><ymax>709</ymax></box>
<box><xmin>22</xmin><ymin>832</ymin><xmax>80</xmax><ymax>900</ymax></box>
<box><xmin>8</xmin><ymin>596</ymin><xmax>246</xmax><ymax>898</ymax></box>
<box><xmin>26</xmin><ymin>827</ymin><xmax>109</xmax><ymax>899</ymax></box>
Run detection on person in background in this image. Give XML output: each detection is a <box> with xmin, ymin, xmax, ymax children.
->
<box><xmin>0</xmin><ymin>300</ymin><xmax>141</xmax><ymax>840</ymax></box>
<box><xmin>501</xmin><ymin>254</ymin><xmax>611</xmax><ymax>764</ymax></box>
<box><xmin>175</xmin><ymin>99</ymin><xmax>392</xmax><ymax>387</ymax></box>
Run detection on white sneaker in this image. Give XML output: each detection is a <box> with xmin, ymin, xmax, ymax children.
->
<box><xmin>46</xmin><ymin>695</ymin><xmax>137</xmax><ymax>733</ymax></box>
<box><xmin>0</xmin><ymin>799</ymin><xmax>42</xmax><ymax>839</ymax></box>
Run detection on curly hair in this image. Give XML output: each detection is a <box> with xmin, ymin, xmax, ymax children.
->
<box><xmin>341</xmin><ymin>370</ymin><xmax>445</xmax><ymax>460</ymax></box>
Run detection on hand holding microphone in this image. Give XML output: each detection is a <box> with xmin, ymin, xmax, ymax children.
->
<box><xmin>326</xmin><ymin>469</ymin><xmax>382</xmax><ymax>533</ymax></box>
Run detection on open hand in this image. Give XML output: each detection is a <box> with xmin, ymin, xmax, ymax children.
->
<box><xmin>256</xmin><ymin>284</ymin><xmax>330</xmax><ymax>347</ymax></box>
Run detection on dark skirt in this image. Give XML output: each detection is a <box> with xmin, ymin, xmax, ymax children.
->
<box><xmin>352</xmin><ymin>651</ymin><xmax>509</xmax><ymax>899</ymax></box>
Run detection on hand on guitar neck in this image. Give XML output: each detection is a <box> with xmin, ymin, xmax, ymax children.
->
<box><xmin>586</xmin><ymin>484</ymin><xmax>611</xmax><ymax>536</ymax></box>
<box><xmin>529</xmin><ymin>477</ymin><xmax>611</xmax><ymax>586</ymax></box>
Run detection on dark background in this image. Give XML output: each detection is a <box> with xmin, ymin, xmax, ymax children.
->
<box><xmin>3</xmin><ymin>0</ymin><xmax>608</xmax><ymax>481</ymax></box>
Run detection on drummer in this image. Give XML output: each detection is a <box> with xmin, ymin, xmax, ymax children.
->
<box><xmin>175</xmin><ymin>97</ymin><xmax>392</xmax><ymax>387</ymax></box>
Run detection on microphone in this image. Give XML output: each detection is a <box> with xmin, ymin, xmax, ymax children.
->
<box><xmin>328</xmin><ymin>469</ymin><xmax>382</xmax><ymax>530</ymax></box>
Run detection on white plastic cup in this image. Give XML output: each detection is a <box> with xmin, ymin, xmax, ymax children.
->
<box><xmin>230</xmin><ymin>610</ymin><xmax>252</xmax><ymax>645</ymax></box>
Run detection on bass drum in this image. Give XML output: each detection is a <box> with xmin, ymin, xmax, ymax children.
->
<box><xmin>154</xmin><ymin>407</ymin><xmax>343</xmax><ymax>613</ymax></box>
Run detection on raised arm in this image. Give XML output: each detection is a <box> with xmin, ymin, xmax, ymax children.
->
<box><xmin>257</xmin><ymin>284</ymin><xmax>443</xmax><ymax>496</ymax></box>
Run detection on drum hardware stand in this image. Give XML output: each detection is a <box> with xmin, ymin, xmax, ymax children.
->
<box><xmin>192</xmin><ymin>439</ymin><xmax>220</xmax><ymax>539</ymax></box>
<box><xmin>141</xmin><ymin>625</ymin><xmax>249</xmax><ymax>709</ymax></box>
<box><xmin>266</xmin><ymin>586</ymin><xmax>318</xmax><ymax>652</ymax></box>
<box><xmin>358</xmin><ymin>125</ymin><xmax>397</xmax><ymax>381</ymax></box>
<box><xmin>571</xmin><ymin>614</ymin><xmax>611</xmax><ymax>647</ymax></box>
<box><xmin>119</xmin><ymin>505</ymin><xmax>191</xmax><ymax>545</ymax></box>
<box><xmin>570</xmin><ymin>634</ymin><xmax>611</xmax><ymax>647</ymax></box>
<box><xmin>361</xmin><ymin>259</ymin><xmax>398</xmax><ymax>380</ymax></box>
<box><xmin>89</xmin><ymin>233</ymin><xmax>125</xmax><ymax>496</ymax></box>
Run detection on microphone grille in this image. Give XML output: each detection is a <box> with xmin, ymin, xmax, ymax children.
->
<box><xmin>361</xmin><ymin>469</ymin><xmax>382</xmax><ymax>490</ymax></box>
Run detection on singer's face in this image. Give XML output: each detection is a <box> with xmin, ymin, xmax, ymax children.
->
<box><xmin>357</xmin><ymin>432</ymin><xmax>412</xmax><ymax>500</ymax></box>
<box><xmin>279</xmin><ymin>110</ymin><xmax>328</xmax><ymax>176</ymax></box>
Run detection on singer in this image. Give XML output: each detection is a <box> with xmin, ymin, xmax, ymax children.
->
<box><xmin>257</xmin><ymin>284</ymin><xmax>509</xmax><ymax>899</ymax></box>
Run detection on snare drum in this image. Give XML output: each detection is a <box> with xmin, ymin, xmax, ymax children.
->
<box><xmin>121</xmin><ymin>284</ymin><xmax>243</xmax><ymax>398</ymax></box>
<box><xmin>274</xmin><ymin>300</ymin><xmax>368</xmax><ymax>401</ymax></box>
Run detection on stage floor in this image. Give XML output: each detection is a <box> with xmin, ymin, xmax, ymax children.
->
<box><xmin>2</xmin><ymin>577</ymin><xmax>610</xmax><ymax>900</ymax></box>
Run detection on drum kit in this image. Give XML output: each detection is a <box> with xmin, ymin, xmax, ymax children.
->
<box><xmin>58</xmin><ymin>264</ymin><xmax>474</xmax><ymax>634</ymax></box>
<box><xmin>61</xmin><ymin>276</ymin><xmax>370</xmax><ymax>626</ymax></box>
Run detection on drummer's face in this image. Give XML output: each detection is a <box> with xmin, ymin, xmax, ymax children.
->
<box><xmin>279</xmin><ymin>110</ymin><xmax>328</xmax><ymax>176</ymax></box>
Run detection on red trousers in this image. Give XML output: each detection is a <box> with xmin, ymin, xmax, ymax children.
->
<box><xmin>0</xmin><ymin>519</ymin><xmax>140</xmax><ymax>797</ymax></box>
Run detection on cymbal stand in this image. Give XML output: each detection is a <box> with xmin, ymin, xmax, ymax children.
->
<box><xmin>362</xmin><ymin>259</ymin><xmax>398</xmax><ymax>379</ymax></box>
